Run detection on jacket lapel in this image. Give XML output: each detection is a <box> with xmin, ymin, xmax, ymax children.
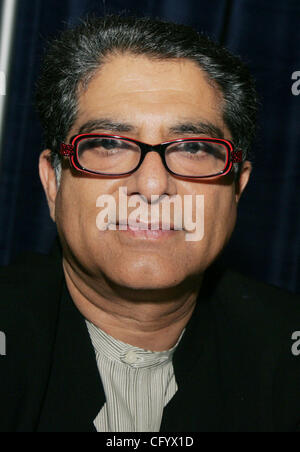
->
<box><xmin>159</xmin><ymin>295</ymin><xmax>225</xmax><ymax>432</ymax></box>
<box><xmin>37</xmin><ymin>281</ymin><xmax>105</xmax><ymax>432</ymax></box>
<box><xmin>160</xmin><ymin>264</ymin><xmax>237</xmax><ymax>432</ymax></box>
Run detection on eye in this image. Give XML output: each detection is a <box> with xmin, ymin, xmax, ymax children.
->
<box><xmin>77</xmin><ymin>137</ymin><xmax>141</xmax><ymax>174</ymax></box>
<box><xmin>177</xmin><ymin>142</ymin><xmax>208</xmax><ymax>154</ymax></box>
<box><xmin>168</xmin><ymin>141</ymin><xmax>225</xmax><ymax>160</ymax></box>
<box><xmin>80</xmin><ymin>138</ymin><xmax>131</xmax><ymax>151</ymax></box>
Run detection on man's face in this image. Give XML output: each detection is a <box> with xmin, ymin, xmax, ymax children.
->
<box><xmin>41</xmin><ymin>54</ymin><xmax>251</xmax><ymax>290</ymax></box>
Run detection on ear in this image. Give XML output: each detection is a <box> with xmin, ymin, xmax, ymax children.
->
<box><xmin>235</xmin><ymin>160</ymin><xmax>252</xmax><ymax>203</ymax></box>
<box><xmin>39</xmin><ymin>149</ymin><xmax>58</xmax><ymax>222</ymax></box>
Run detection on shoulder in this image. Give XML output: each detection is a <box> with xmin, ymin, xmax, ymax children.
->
<box><xmin>207</xmin><ymin>267</ymin><xmax>300</xmax><ymax>369</ymax></box>
<box><xmin>216</xmin><ymin>270</ymin><xmax>300</xmax><ymax>431</ymax></box>
<box><xmin>200</xmin><ymin>264</ymin><xmax>300</xmax><ymax>357</ymax></box>
<box><xmin>0</xmin><ymin>250</ymin><xmax>64</xmax><ymax>355</ymax></box>
<box><xmin>0</xmin><ymin>251</ymin><xmax>64</xmax><ymax>431</ymax></box>
<box><xmin>215</xmin><ymin>268</ymin><xmax>300</xmax><ymax>324</ymax></box>
<box><xmin>0</xmin><ymin>249</ymin><xmax>63</xmax><ymax>304</ymax></box>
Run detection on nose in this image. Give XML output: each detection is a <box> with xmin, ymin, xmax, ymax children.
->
<box><xmin>126</xmin><ymin>150</ymin><xmax>177</xmax><ymax>203</ymax></box>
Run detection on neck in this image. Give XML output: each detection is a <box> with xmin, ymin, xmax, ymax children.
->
<box><xmin>63</xmin><ymin>258</ymin><xmax>202</xmax><ymax>352</ymax></box>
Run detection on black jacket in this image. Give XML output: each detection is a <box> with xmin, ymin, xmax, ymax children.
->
<box><xmin>0</xmin><ymin>246</ymin><xmax>300</xmax><ymax>432</ymax></box>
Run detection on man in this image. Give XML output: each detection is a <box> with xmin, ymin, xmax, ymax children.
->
<box><xmin>0</xmin><ymin>14</ymin><xmax>299</xmax><ymax>432</ymax></box>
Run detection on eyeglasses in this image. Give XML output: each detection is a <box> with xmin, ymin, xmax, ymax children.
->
<box><xmin>60</xmin><ymin>133</ymin><xmax>244</xmax><ymax>179</ymax></box>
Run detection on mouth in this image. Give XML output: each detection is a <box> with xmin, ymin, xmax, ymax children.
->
<box><xmin>117</xmin><ymin>220</ymin><xmax>175</xmax><ymax>231</ymax></box>
<box><xmin>114</xmin><ymin>220</ymin><xmax>180</xmax><ymax>240</ymax></box>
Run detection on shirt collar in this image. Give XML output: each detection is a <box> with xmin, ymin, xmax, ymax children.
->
<box><xmin>86</xmin><ymin>320</ymin><xmax>185</xmax><ymax>369</ymax></box>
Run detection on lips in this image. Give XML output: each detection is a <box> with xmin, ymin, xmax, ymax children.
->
<box><xmin>117</xmin><ymin>220</ymin><xmax>175</xmax><ymax>231</ymax></box>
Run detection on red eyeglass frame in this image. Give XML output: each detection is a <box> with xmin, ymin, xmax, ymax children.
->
<box><xmin>60</xmin><ymin>133</ymin><xmax>244</xmax><ymax>179</ymax></box>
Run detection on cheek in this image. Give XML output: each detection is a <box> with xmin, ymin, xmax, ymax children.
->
<box><xmin>54</xmin><ymin>177</ymin><xmax>107</xmax><ymax>247</ymax></box>
<box><xmin>182</xmin><ymin>184</ymin><xmax>237</xmax><ymax>269</ymax></box>
<box><xmin>204</xmin><ymin>185</ymin><xmax>237</xmax><ymax>244</ymax></box>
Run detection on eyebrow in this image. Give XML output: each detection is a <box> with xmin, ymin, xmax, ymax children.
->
<box><xmin>77</xmin><ymin>118</ymin><xmax>224</xmax><ymax>139</ymax></box>
<box><xmin>78</xmin><ymin>119</ymin><xmax>137</xmax><ymax>134</ymax></box>
<box><xmin>169</xmin><ymin>122</ymin><xmax>224</xmax><ymax>139</ymax></box>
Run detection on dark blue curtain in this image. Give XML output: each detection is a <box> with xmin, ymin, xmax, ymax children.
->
<box><xmin>0</xmin><ymin>0</ymin><xmax>299</xmax><ymax>293</ymax></box>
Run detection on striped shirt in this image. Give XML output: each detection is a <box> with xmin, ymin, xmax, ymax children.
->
<box><xmin>86</xmin><ymin>320</ymin><xmax>185</xmax><ymax>432</ymax></box>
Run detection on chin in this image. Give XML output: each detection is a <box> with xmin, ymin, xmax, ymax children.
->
<box><xmin>109</xmin><ymin>268</ymin><xmax>185</xmax><ymax>291</ymax></box>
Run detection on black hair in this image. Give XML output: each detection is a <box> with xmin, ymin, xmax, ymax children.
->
<box><xmin>35</xmin><ymin>14</ymin><xmax>258</xmax><ymax>173</ymax></box>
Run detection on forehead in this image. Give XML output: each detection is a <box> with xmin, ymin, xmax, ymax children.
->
<box><xmin>73</xmin><ymin>53</ymin><xmax>225</xmax><ymax>137</ymax></box>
